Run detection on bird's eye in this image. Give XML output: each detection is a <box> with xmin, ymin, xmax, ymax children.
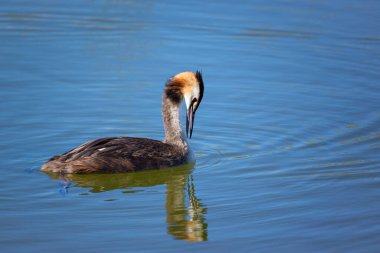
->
<box><xmin>192</xmin><ymin>98</ymin><xmax>198</xmax><ymax>103</ymax></box>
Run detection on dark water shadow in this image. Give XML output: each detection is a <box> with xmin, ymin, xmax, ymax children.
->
<box><xmin>42</xmin><ymin>163</ymin><xmax>208</xmax><ymax>242</ymax></box>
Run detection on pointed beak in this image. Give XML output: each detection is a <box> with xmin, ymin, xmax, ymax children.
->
<box><xmin>186</xmin><ymin>102</ymin><xmax>195</xmax><ymax>139</ymax></box>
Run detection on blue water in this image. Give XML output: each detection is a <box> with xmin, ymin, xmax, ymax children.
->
<box><xmin>1</xmin><ymin>0</ymin><xmax>380</xmax><ymax>252</ymax></box>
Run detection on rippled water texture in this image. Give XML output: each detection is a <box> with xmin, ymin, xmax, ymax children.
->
<box><xmin>1</xmin><ymin>1</ymin><xmax>380</xmax><ymax>252</ymax></box>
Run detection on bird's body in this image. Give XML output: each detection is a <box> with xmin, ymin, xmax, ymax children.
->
<box><xmin>43</xmin><ymin>137</ymin><xmax>189</xmax><ymax>173</ymax></box>
<box><xmin>41</xmin><ymin>71</ymin><xmax>204</xmax><ymax>174</ymax></box>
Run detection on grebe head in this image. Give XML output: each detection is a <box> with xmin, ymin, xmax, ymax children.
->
<box><xmin>165</xmin><ymin>71</ymin><xmax>204</xmax><ymax>138</ymax></box>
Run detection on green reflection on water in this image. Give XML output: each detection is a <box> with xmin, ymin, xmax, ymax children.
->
<box><xmin>43</xmin><ymin>163</ymin><xmax>208</xmax><ymax>242</ymax></box>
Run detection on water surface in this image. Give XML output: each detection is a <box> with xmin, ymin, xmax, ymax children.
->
<box><xmin>1</xmin><ymin>0</ymin><xmax>380</xmax><ymax>252</ymax></box>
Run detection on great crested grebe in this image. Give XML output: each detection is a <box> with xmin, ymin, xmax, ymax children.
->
<box><xmin>41</xmin><ymin>71</ymin><xmax>204</xmax><ymax>174</ymax></box>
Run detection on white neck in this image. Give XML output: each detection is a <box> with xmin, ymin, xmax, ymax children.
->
<box><xmin>162</xmin><ymin>94</ymin><xmax>189</xmax><ymax>152</ymax></box>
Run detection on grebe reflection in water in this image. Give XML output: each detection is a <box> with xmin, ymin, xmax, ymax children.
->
<box><xmin>45</xmin><ymin>164</ymin><xmax>208</xmax><ymax>242</ymax></box>
<box><xmin>41</xmin><ymin>71</ymin><xmax>204</xmax><ymax>173</ymax></box>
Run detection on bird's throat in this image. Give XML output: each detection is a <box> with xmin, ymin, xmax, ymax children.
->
<box><xmin>162</xmin><ymin>94</ymin><xmax>188</xmax><ymax>151</ymax></box>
